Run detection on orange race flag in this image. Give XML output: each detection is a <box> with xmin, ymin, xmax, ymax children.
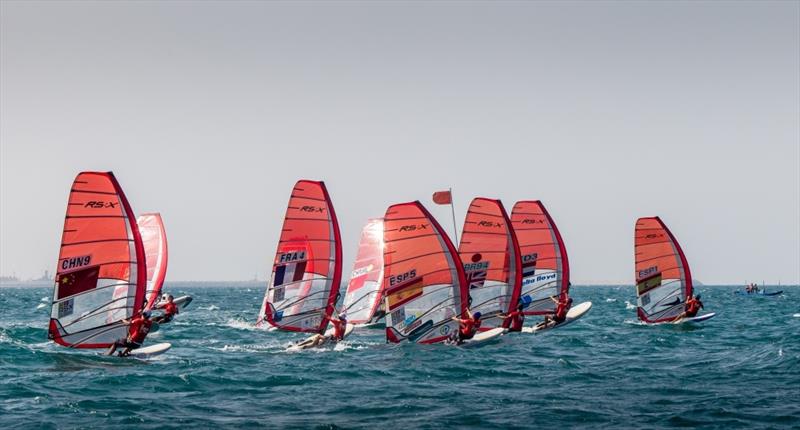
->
<box><xmin>432</xmin><ymin>190</ymin><xmax>452</xmax><ymax>205</ymax></box>
<box><xmin>432</xmin><ymin>189</ymin><xmax>459</xmax><ymax>246</ymax></box>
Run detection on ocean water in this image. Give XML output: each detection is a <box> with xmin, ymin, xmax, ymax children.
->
<box><xmin>1</xmin><ymin>284</ymin><xmax>798</xmax><ymax>429</ymax></box>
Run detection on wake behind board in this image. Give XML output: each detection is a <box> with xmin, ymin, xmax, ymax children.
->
<box><xmin>286</xmin><ymin>324</ymin><xmax>355</xmax><ymax>352</ymax></box>
<box><xmin>459</xmin><ymin>327</ymin><xmax>506</xmax><ymax>348</ymax></box>
<box><xmin>128</xmin><ymin>342</ymin><xmax>171</xmax><ymax>359</ymax></box>
<box><xmin>521</xmin><ymin>301</ymin><xmax>593</xmax><ymax>334</ymax></box>
<box><xmin>672</xmin><ymin>312</ymin><xmax>715</xmax><ymax>325</ymax></box>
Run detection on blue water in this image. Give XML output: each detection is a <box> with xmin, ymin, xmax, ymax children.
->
<box><xmin>1</xmin><ymin>284</ymin><xmax>798</xmax><ymax>429</ymax></box>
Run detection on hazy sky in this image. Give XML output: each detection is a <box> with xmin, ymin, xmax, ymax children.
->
<box><xmin>1</xmin><ymin>1</ymin><xmax>798</xmax><ymax>284</ymax></box>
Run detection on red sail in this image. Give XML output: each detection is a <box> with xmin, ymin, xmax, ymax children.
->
<box><xmin>48</xmin><ymin>172</ymin><xmax>146</xmax><ymax>348</ymax></box>
<box><xmin>383</xmin><ymin>201</ymin><xmax>468</xmax><ymax>344</ymax></box>
<box><xmin>138</xmin><ymin>213</ymin><xmax>168</xmax><ymax>311</ymax></box>
<box><xmin>458</xmin><ymin>198</ymin><xmax>522</xmax><ymax>329</ymax></box>
<box><xmin>258</xmin><ymin>180</ymin><xmax>342</xmax><ymax>333</ymax></box>
<box><xmin>343</xmin><ymin>219</ymin><xmax>385</xmax><ymax>325</ymax></box>
<box><xmin>634</xmin><ymin>217</ymin><xmax>693</xmax><ymax>323</ymax></box>
<box><xmin>510</xmin><ymin>201</ymin><xmax>570</xmax><ymax>316</ymax></box>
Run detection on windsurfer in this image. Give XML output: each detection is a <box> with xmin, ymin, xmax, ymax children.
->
<box><xmin>450</xmin><ymin>311</ymin><xmax>482</xmax><ymax>344</ymax></box>
<box><xmin>500</xmin><ymin>303</ymin><xmax>526</xmax><ymax>332</ymax></box>
<box><xmin>546</xmin><ymin>295</ymin><xmax>573</xmax><ymax>324</ymax></box>
<box><xmin>683</xmin><ymin>294</ymin><xmax>704</xmax><ymax>318</ymax></box>
<box><xmin>325</xmin><ymin>312</ymin><xmax>348</xmax><ymax>342</ymax></box>
<box><xmin>153</xmin><ymin>294</ymin><xmax>178</xmax><ymax>324</ymax></box>
<box><xmin>106</xmin><ymin>310</ymin><xmax>153</xmax><ymax>357</ymax></box>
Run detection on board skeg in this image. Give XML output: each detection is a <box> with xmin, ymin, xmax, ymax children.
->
<box><xmin>287</xmin><ymin>323</ymin><xmax>355</xmax><ymax>352</ymax></box>
<box><xmin>672</xmin><ymin>312</ymin><xmax>716</xmax><ymax>325</ymax></box>
<box><xmin>521</xmin><ymin>301</ymin><xmax>593</xmax><ymax>334</ymax></box>
<box><xmin>128</xmin><ymin>342</ymin><xmax>171</xmax><ymax>358</ymax></box>
<box><xmin>459</xmin><ymin>327</ymin><xmax>506</xmax><ymax>348</ymax></box>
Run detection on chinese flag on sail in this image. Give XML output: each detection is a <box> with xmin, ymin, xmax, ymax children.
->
<box><xmin>432</xmin><ymin>190</ymin><xmax>452</xmax><ymax>205</ymax></box>
<box><xmin>57</xmin><ymin>266</ymin><xmax>100</xmax><ymax>299</ymax></box>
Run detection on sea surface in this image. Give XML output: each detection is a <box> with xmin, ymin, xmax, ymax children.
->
<box><xmin>1</xmin><ymin>284</ymin><xmax>798</xmax><ymax>429</ymax></box>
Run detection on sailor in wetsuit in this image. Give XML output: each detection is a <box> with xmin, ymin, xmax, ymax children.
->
<box><xmin>500</xmin><ymin>303</ymin><xmax>526</xmax><ymax>332</ymax></box>
<box><xmin>326</xmin><ymin>313</ymin><xmax>348</xmax><ymax>341</ymax></box>
<box><xmin>682</xmin><ymin>294</ymin><xmax>704</xmax><ymax>318</ymax></box>
<box><xmin>450</xmin><ymin>312</ymin><xmax>482</xmax><ymax>345</ymax></box>
<box><xmin>153</xmin><ymin>294</ymin><xmax>178</xmax><ymax>324</ymax></box>
<box><xmin>106</xmin><ymin>310</ymin><xmax>153</xmax><ymax>357</ymax></box>
<box><xmin>553</xmin><ymin>296</ymin><xmax>573</xmax><ymax>324</ymax></box>
<box><xmin>296</xmin><ymin>312</ymin><xmax>348</xmax><ymax>349</ymax></box>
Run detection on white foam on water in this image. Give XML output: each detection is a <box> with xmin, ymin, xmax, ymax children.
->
<box><xmin>36</xmin><ymin>303</ymin><xmax>47</xmax><ymax>309</ymax></box>
<box><xmin>605</xmin><ymin>298</ymin><xmax>617</xmax><ymax>303</ymax></box>
<box><xmin>793</xmin><ymin>313</ymin><xmax>800</xmax><ymax>318</ymax></box>
<box><xmin>215</xmin><ymin>343</ymin><xmax>276</xmax><ymax>353</ymax></box>
<box><xmin>625</xmin><ymin>301</ymin><xmax>636</xmax><ymax>310</ymax></box>
<box><xmin>198</xmin><ymin>305</ymin><xmax>219</xmax><ymax>311</ymax></box>
<box><xmin>40</xmin><ymin>297</ymin><xmax>49</xmax><ymax>302</ymax></box>
<box><xmin>225</xmin><ymin>319</ymin><xmax>258</xmax><ymax>331</ymax></box>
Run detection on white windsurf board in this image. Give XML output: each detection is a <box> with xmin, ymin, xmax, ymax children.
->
<box><xmin>521</xmin><ymin>301</ymin><xmax>593</xmax><ymax>334</ymax></box>
<box><xmin>128</xmin><ymin>342</ymin><xmax>171</xmax><ymax>358</ymax></box>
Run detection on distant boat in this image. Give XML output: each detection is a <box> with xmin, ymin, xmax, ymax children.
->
<box><xmin>633</xmin><ymin>216</ymin><xmax>714</xmax><ymax>324</ymax></box>
<box><xmin>735</xmin><ymin>290</ymin><xmax>783</xmax><ymax>297</ymax></box>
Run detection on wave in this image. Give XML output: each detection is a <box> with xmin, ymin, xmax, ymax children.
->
<box><xmin>224</xmin><ymin>319</ymin><xmax>259</xmax><ymax>331</ymax></box>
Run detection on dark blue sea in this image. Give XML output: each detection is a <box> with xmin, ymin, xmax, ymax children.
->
<box><xmin>1</xmin><ymin>284</ymin><xmax>798</xmax><ymax>429</ymax></box>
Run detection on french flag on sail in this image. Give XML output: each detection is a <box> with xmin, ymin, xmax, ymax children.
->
<box><xmin>274</xmin><ymin>261</ymin><xmax>307</xmax><ymax>286</ymax></box>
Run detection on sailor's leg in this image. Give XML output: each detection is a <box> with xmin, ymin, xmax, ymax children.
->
<box><xmin>106</xmin><ymin>343</ymin><xmax>118</xmax><ymax>356</ymax></box>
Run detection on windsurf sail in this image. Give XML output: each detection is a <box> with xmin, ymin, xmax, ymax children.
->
<box><xmin>138</xmin><ymin>213</ymin><xmax>168</xmax><ymax>311</ymax></box>
<box><xmin>383</xmin><ymin>201</ymin><xmax>468</xmax><ymax>344</ymax></box>
<box><xmin>48</xmin><ymin>172</ymin><xmax>147</xmax><ymax>348</ymax></box>
<box><xmin>457</xmin><ymin>198</ymin><xmax>521</xmax><ymax>329</ymax></box>
<box><xmin>510</xmin><ymin>201</ymin><xmax>570</xmax><ymax>316</ymax></box>
<box><xmin>634</xmin><ymin>217</ymin><xmax>692</xmax><ymax>323</ymax></box>
<box><xmin>257</xmin><ymin>180</ymin><xmax>342</xmax><ymax>333</ymax></box>
<box><xmin>342</xmin><ymin>219</ymin><xmax>385</xmax><ymax>325</ymax></box>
